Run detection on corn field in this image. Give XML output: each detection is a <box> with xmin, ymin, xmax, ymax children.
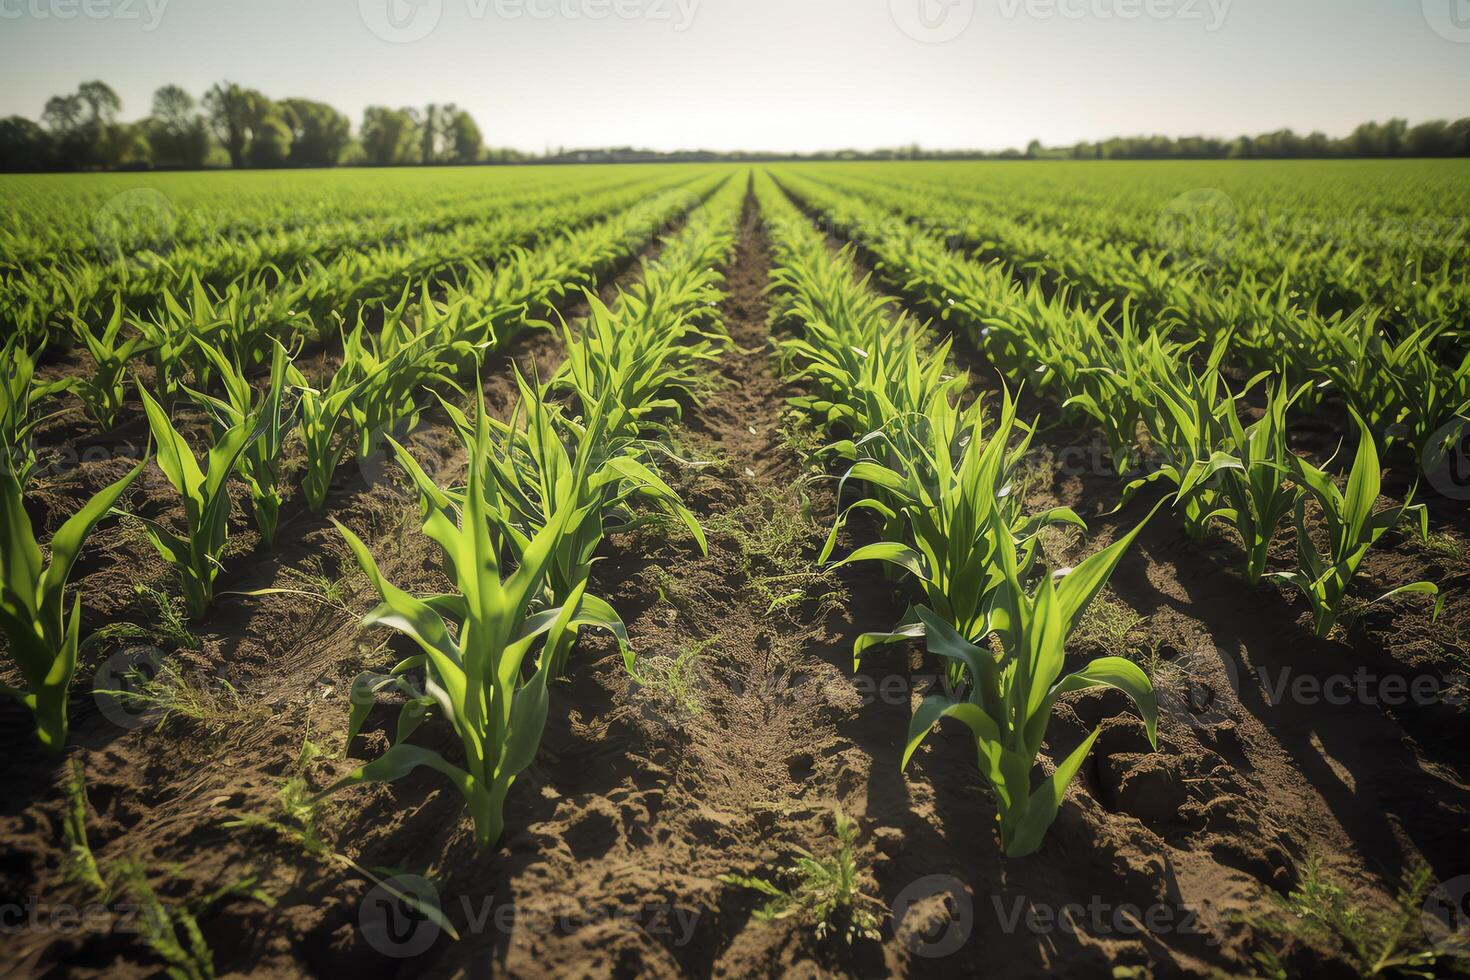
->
<box><xmin>1</xmin><ymin>160</ymin><xmax>1468</xmax><ymax>977</ymax></box>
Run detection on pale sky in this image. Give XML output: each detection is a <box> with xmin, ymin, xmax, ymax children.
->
<box><xmin>1</xmin><ymin>0</ymin><xmax>1467</xmax><ymax>153</ymax></box>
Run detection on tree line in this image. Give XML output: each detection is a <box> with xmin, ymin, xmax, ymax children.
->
<box><xmin>1028</xmin><ymin>117</ymin><xmax>1470</xmax><ymax>160</ymax></box>
<box><xmin>0</xmin><ymin>80</ymin><xmax>505</xmax><ymax>172</ymax></box>
<box><xmin>3</xmin><ymin>84</ymin><xmax>1469</xmax><ymax>171</ymax></box>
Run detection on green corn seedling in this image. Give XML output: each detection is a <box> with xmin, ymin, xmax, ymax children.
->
<box><xmin>133</xmin><ymin>384</ymin><xmax>262</xmax><ymax>618</ymax></box>
<box><xmin>191</xmin><ymin>338</ymin><xmax>295</xmax><ymax>548</ymax></box>
<box><xmin>290</xmin><ymin>319</ymin><xmax>461</xmax><ymax>512</ymax></box>
<box><xmin>1209</xmin><ymin>379</ymin><xmax>1309</xmax><ymax>584</ymax></box>
<box><xmin>903</xmin><ymin>505</ymin><xmax>1161</xmax><ymax>858</ymax></box>
<box><xmin>2</xmin><ymin>337</ymin><xmax>72</xmax><ymax>488</ymax></box>
<box><xmin>828</xmin><ymin>389</ymin><xmax>1084</xmax><ymax>689</ymax></box>
<box><xmin>0</xmin><ymin>459</ymin><xmax>146</xmax><ymax>750</ymax></box>
<box><xmin>69</xmin><ymin>299</ymin><xmax>145</xmax><ymax>428</ymax></box>
<box><xmin>323</xmin><ymin>400</ymin><xmax>606</xmax><ymax>851</ymax></box>
<box><xmin>1274</xmin><ymin>414</ymin><xmax>1440</xmax><ymax>638</ymax></box>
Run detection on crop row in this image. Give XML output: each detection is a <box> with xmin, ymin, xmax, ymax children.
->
<box><xmin>767</xmin><ymin>171</ymin><xmax>1446</xmax><ymax>640</ymax></box>
<box><xmin>777</xmin><ymin>168</ymin><xmax>1470</xmax><ymax>461</ymax></box>
<box><xmin>2</xmin><ymin>169</ymin><xmax>700</xmax><ymax>342</ymax></box>
<box><xmin>754</xmin><ymin>170</ymin><xmax>1159</xmax><ymax>857</ymax></box>
<box><xmin>0</xmin><ymin>169</ymin><xmax>738</xmax><ymax>772</ymax></box>
<box><xmin>810</xmin><ymin>160</ymin><xmax>1470</xmax><ymax>329</ymax></box>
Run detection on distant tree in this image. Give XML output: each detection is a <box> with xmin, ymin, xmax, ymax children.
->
<box><xmin>77</xmin><ymin>81</ymin><xmax>121</xmax><ymax>127</ymax></box>
<box><xmin>203</xmin><ymin>82</ymin><xmax>293</xmax><ymax>168</ymax></box>
<box><xmin>280</xmin><ymin>98</ymin><xmax>351</xmax><ymax>167</ymax></box>
<box><xmin>411</xmin><ymin>103</ymin><xmax>468</xmax><ymax>163</ymax></box>
<box><xmin>1450</xmin><ymin>118</ymin><xmax>1470</xmax><ymax>156</ymax></box>
<box><xmin>418</xmin><ymin>104</ymin><xmax>441</xmax><ymax>163</ymax></box>
<box><xmin>148</xmin><ymin>85</ymin><xmax>210</xmax><ymax>168</ymax></box>
<box><xmin>203</xmin><ymin>82</ymin><xmax>253</xmax><ymax>168</ymax></box>
<box><xmin>449</xmin><ymin>109</ymin><xmax>482</xmax><ymax>163</ymax></box>
<box><xmin>246</xmin><ymin>100</ymin><xmax>293</xmax><ymax>168</ymax></box>
<box><xmin>360</xmin><ymin>107</ymin><xmax>419</xmax><ymax>166</ymax></box>
<box><xmin>38</xmin><ymin>81</ymin><xmax>122</xmax><ymax>168</ymax></box>
<box><xmin>108</xmin><ymin>122</ymin><xmax>153</xmax><ymax>168</ymax></box>
<box><xmin>0</xmin><ymin>116</ymin><xmax>54</xmax><ymax>171</ymax></box>
<box><xmin>1406</xmin><ymin>119</ymin><xmax>1454</xmax><ymax>157</ymax></box>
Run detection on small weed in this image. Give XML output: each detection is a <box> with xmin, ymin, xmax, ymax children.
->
<box><xmin>719</xmin><ymin>807</ymin><xmax>883</xmax><ymax>945</ymax></box>
<box><xmin>704</xmin><ymin>480</ymin><xmax>843</xmax><ymax>614</ymax></box>
<box><xmin>633</xmin><ymin>637</ymin><xmax>716</xmax><ymax>716</ymax></box>
<box><xmin>62</xmin><ymin>761</ymin><xmax>272</xmax><ymax>979</ymax></box>
<box><xmin>222</xmin><ymin>735</ymin><xmax>460</xmax><ymax>940</ymax></box>
<box><xmin>1251</xmin><ymin>854</ymin><xmax>1454</xmax><ymax>977</ymax></box>
<box><xmin>1073</xmin><ymin>588</ymin><xmax>1145</xmax><ymax>657</ymax></box>
<box><xmin>62</xmin><ymin>759</ymin><xmax>106</xmax><ymax>894</ymax></box>
<box><xmin>108</xmin><ymin>661</ymin><xmax>264</xmax><ymax>737</ymax></box>
<box><xmin>82</xmin><ymin>584</ymin><xmax>201</xmax><ymax>657</ymax></box>
<box><xmin>1424</xmin><ymin>531</ymin><xmax>1465</xmax><ymax>562</ymax></box>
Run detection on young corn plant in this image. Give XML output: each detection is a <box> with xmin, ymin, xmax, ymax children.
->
<box><xmin>1274</xmin><ymin>415</ymin><xmax>1440</xmax><ymax>638</ymax></box>
<box><xmin>552</xmin><ymin>292</ymin><xmax>723</xmax><ymax>446</ymax></box>
<box><xmin>828</xmin><ymin>389</ymin><xmax>1084</xmax><ymax>690</ymax></box>
<box><xmin>403</xmin><ymin>375</ymin><xmax>703</xmax><ymax>676</ymax></box>
<box><xmin>190</xmin><ymin>339</ymin><xmax>295</xmax><ymax>548</ymax></box>
<box><xmin>133</xmin><ymin>385</ymin><xmax>261</xmax><ymax>618</ymax></box>
<box><xmin>290</xmin><ymin>319</ymin><xmax>461</xmax><ymax>512</ymax></box>
<box><xmin>1206</xmin><ymin>379</ymin><xmax>1308</xmax><ymax>584</ymax></box>
<box><xmin>903</xmin><ymin>505</ymin><xmax>1161</xmax><ymax>858</ymax></box>
<box><xmin>0</xmin><ymin>460</ymin><xmax>145</xmax><ymax>750</ymax></box>
<box><xmin>129</xmin><ymin>301</ymin><xmax>201</xmax><ymax>411</ymax></box>
<box><xmin>485</xmin><ymin>376</ymin><xmax>703</xmax><ymax>674</ymax></box>
<box><xmin>1125</xmin><ymin>341</ymin><xmax>1252</xmax><ymax>542</ymax></box>
<box><xmin>70</xmin><ymin>299</ymin><xmax>145</xmax><ymax>428</ymax></box>
<box><xmin>323</xmin><ymin>402</ymin><xmax>599</xmax><ymax>851</ymax></box>
<box><xmin>2</xmin><ymin>337</ymin><xmax>71</xmax><ymax>488</ymax></box>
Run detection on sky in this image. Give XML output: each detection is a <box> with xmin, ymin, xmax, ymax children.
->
<box><xmin>1</xmin><ymin>0</ymin><xmax>1467</xmax><ymax>153</ymax></box>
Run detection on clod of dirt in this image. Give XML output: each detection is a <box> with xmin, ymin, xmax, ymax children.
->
<box><xmin>1100</xmin><ymin>752</ymin><xmax>1190</xmax><ymax>823</ymax></box>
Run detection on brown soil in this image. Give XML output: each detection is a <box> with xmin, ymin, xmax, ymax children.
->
<box><xmin>2</xmin><ymin>184</ymin><xmax>1468</xmax><ymax>979</ymax></box>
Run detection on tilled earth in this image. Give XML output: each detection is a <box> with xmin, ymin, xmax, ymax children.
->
<box><xmin>2</xmin><ymin>188</ymin><xmax>1468</xmax><ymax>978</ymax></box>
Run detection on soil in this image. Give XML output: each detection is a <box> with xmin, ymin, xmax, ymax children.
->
<box><xmin>1</xmin><ymin>183</ymin><xmax>1467</xmax><ymax>979</ymax></box>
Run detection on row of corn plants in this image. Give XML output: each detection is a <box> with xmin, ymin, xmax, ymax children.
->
<box><xmin>316</xmin><ymin>175</ymin><xmax>748</xmax><ymax>850</ymax></box>
<box><xmin>0</xmin><ymin>171</ymin><xmax>735</xmax><ymax>754</ymax></box>
<box><xmin>754</xmin><ymin>170</ymin><xmax>1160</xmax><ymax>858</ymax></box>
<box><xmin>1</xmin><ymin>168</ymin><xmax>684</xmax><ymax>344</ymax></box>
<box><xmin>774</xmin><ymin>172</ymin><xmax>1444</xmax><ymax>640</ymax></box>
<box><xmin>811</xmin><ymin>161</ymin><xmax>1470</xmax><ymax>341</ymax></box>
<box><xmin>788</xmin><ymin>167</ymin><xmax>1470</xmax><ymax>462</ymax></box>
